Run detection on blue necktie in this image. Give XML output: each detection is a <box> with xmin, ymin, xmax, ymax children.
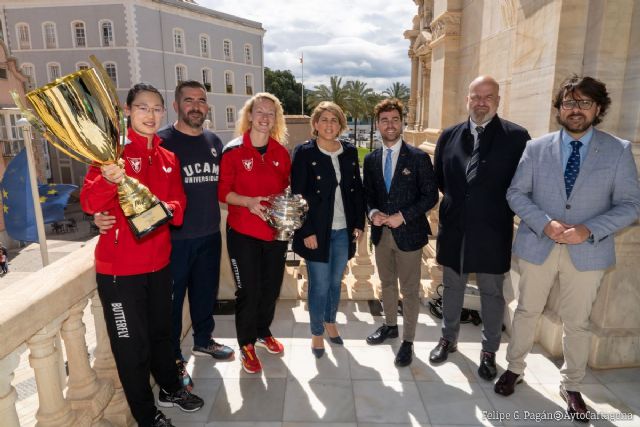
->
<box><xmin>564</xmin><ymin>140</ymin><xmax>582</xmax><ymax>198</ymax></box>
<box><xmin>384</xmin><ymin>148</ymin><xmax>393</xmax><ymax>192</ymax></box>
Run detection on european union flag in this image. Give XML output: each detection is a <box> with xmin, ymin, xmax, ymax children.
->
<box><xmin>1</xmin><ymin>149</ymin><xmax>77</xmax><ymax>242</ymax></box>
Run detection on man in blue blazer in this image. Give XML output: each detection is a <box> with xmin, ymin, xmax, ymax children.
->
<box><xmin>431</xmin><ymin>76</ymin><xmax>530</xmax><ymax>382</ymax></box>
<box><xmin>363</xmin><ymin>99</ymin><xmax>438</xmax><ymax>367</ymax></box>
<box><xmin>496</xmin><ymin>76</ymin><xmax>640</xmax><ymax>422</ymax></box>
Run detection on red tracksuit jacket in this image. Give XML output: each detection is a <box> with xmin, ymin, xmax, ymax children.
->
<box><xmin>218</xmin><ymin>131</ymin><xmax>291</xmax><ymax>241</ymax></box>
<box><xmin>80</xmin><ymin>128</ymin><xmax>186</xmax><ymax>275</ymax></box>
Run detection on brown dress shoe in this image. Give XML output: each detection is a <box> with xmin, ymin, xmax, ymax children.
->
<box><xmin>559</xmin><ymin>386</ymin><xmax>590</xmax><ymax>423</ymax></box>
<box><xmin>494</xmin><ymin>369</ymin><xmax>523</xmax><ymax>396</ymax></box>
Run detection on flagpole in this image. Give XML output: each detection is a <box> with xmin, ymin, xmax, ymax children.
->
<box><xmin>300</xmin><ymin>52</ymin><xmax>304</xmax><ymax>115</ymax></box>
<box><xmin>17</xmin><ymin>118</ymin><xmax>49</xmax><ymax>266</ymax></box>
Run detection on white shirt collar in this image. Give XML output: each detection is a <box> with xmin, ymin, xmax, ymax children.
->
<box><xmin>382</xmin><ymin>138</ymin><xmax>402</xmax><ymax>153</ymax></box>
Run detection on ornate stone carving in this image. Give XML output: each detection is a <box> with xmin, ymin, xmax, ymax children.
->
<box><xmin>429</xmin><ymin>12</ymin><xmax>462</xmax><ymax>43</ymax></box>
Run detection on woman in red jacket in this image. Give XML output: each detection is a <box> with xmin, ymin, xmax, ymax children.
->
<box><xmin>80</xmin><ymin>83</ymin><xmax>203</xmax><ymax>427</ymax></box>
<box><xmin>218</xmin><ymin>92</ymin><xmax>291</xmax><ymax>374</ymax></box>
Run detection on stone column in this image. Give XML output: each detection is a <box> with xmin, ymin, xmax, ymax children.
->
<box><xmin>28</xmin><ymin>318</ymin><xmax>77</xmax><ymax>427</ymax></box>
<box><xmin>350</xmin><ymin>224</ymin><xmax>375</xmax><ymax>300</ymax></box>
<box><xmin>62</xmin><ymin>299</ymin><xmax>114</xmax><ymax>426</ymax></box>
<box><xmin>419</xmin><ymin>54</ymin><xmax>432</xmax><ymax>131</ymax></box>
<box><xmin>90</xmin><ymin>293</ymin><xmax>133</xmax><ymax>426</ymax></box>
<box><xmin>0</xmin><ymin>348</ymin><xmax>21</xmax><ymax>427</ymax></box>
<box><xmin>407</xmin><ymin>53</ymin><xmax>419</xmax><ymax>130</ymax></box>
<box><xmin>426</xmin><ymin>9</ymin><xmax>462</xmax><ymax>135</ymax></box>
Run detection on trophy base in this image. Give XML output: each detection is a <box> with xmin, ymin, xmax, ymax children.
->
<box><xmin>274</xmin><ymin>229</ymin><xmax>294</xmax><ymax>241</ymax></box>
<box><xmin>127</xmin><ymin>201</ymin><xmax>173</xmax><ymax>239</ymax></box>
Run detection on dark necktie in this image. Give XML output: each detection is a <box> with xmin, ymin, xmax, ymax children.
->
<box><xmin>564</xmin><ymin>140</ymin><xmax>582</xmax><ymax>197</ymax></box>
<box><xmin>466</xmin><ymin>126</ymin><xmax>484</xmax><ymax>183</ymax></box>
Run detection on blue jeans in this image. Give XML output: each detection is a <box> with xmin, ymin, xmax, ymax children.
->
<box><xmin>306</xmin><ymin>229</ymin><xmax>349</xmax><ymax>336</ymax></box>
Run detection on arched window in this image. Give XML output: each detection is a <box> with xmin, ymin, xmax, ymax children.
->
<box><xmin>206</xmin><ymin>106</ymin><xmax>215</xmax><ymax>129</ymax></box>
<box><xmin>16</xmin><ymin>23</ymin><xmax>31</xmax><ymax>49</ymax></box>
<box><xmin>176</xmin><ymin>65</ymin><xmax>187</xmax><ymax>85</ymax></box>
<box><xmin>225</xmin><ymin>106</ymin><xmax>235</xmax><ymax>128</ymax></box>
<box><xmin>20</xmin><ymin>63</ymin><xmax>36</xmax><ymax>86</ymax></box>
<box><xmin>47</xmin><ymin>62</ymin><xmax>61</xmax><ymax>81</ymax></box>
<box><xmin>104</xmin><ymin>62</ymin><xmax>118</xmax><ymax>86</ymax></box>
<box><xmin>244</xmin><ymin>44</ymin><xmax>253</xmax><ymax>64</ymax></box>
<box><xmin>72</xmin><ymin>21</ymin><xmax>86</xmax><ymax>47</ymax></box>
<box><xmin>173</xmin><ymin>28</ymin><xmax>185</xmax><ymax>53</ymax></box>
<box><xmin>224</xmin><ymin>71</ymin><xmax>233</xmax><ymax>94</ymax></box>
<box><xmin>245</xmin><ymin>74</ymin><xmax>253</xmax><ymax>95</ymax></box>
<box><xmin>201</xmin><ymin>68</ymin><xmax>212</xmax><ymax>92</ymax></box>
<box><xmin>42</xmin><ymin>22</ymin><xmax>57</xmax><ymax>49</ymax></box>
<box><xmin>99</xmin><ymin>20</ymin><xmax>114</xmax><ymax>47</ymax></box>
<box><xmin>223</xmin><ymin>39</ymin><xmax>232</xmax><ymax>61</ymax></box>
<box><xmin>200</xmin><ymin>34</ymin><xmax>209</xmax><ymax>58</ymax></box>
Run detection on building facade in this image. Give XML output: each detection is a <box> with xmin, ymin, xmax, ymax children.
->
<box><xmin>0</xmin><ymin>0</ymin><xmax>265</xmax><ymax>186</ymax></box>
<box><xmin>404</xmin><ymin>0</ymin><xmax>640</xmax><ymax>368</ymax></box>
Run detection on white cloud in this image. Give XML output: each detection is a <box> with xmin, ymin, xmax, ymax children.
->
<box><xmin>197</xmin><ymin>0</ymin><xmax>416</xmax><ymax>92</ymax></box>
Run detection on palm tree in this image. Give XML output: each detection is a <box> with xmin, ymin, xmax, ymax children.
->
<box><xmin>307</xmin><ymin>76</ymin><xmax>349</xmax><ymax>110</ymax></box>
<box><xmin>344</xmin><ymin>80</ymin><xmax>373</xmax><ymax>146</ymax></box>
<box><xmin>364</xmin><ymin>92</ymin><xmax>384</xmax><ymax>150</ymax></box>
<box><xmin>383</xmin><ymin>82</ymin><xmax>410</xmax><ymax>105</ymax></box>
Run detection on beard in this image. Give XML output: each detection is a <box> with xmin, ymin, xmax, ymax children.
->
<box><xmin>556</xmin><ymin>113</ymin><xmax>593</xmax><ymax>134</ymax></box>
<box><xmin>182</xmin><ymin>110</ymin><xmax>205</xmax><ymax>128</ymax></box>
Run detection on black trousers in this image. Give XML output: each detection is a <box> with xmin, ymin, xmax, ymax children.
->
<box><xmin>226</xmin><ymin>225</ymin><xmax>288</xmax><ymax>347</ymax></box>
<box><xmin>97</xmin><ymin>266</ymin><xmax>181</xmax><ymax>427</ymax></box>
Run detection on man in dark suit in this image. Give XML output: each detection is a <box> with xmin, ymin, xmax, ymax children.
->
<box><xmin>430</xmin><ymin>76</ymin><xmax>530</xmax><ymax>381</ymax></box>
<box><xmin>363</xmin><ymin>98</ymin><xmax>438</xmax><ymax>366</ymax></box>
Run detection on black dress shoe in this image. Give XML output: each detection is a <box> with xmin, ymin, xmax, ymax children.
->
<box><xmin>560</xmin><ymin>386</ymin><xmax>590</xmax><ymax>423</ymax></box>
<box><xmin>311</xmin><ymin>347</ymin><xmax>325</xmax><ymax>359</ymax></box>
<box><xmin>429</xmin><ymin>337</ymin><xmax>457</xmax><ymax>363</ymax></box>
<box><xmin>477</xmin><ymin>351</ymin><xmax>497</xmax><ymax>380</ymax></box>
<box><xmin>494</xmin><ymin>369</ymin><xmax>523</xmax><ymax>396</ymax></box>
<box><xmin>394</xmin><ymin>341</ymin><xmax>413</xmax><ymax>367</ymax></box>
<box><xmin>366</xmin><ymin>325</ymin><xmax>398</xmax><ymax>345</ymax></box>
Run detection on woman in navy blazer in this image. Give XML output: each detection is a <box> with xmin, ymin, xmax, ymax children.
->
<box><xmin>291</xmin><ymin>102</ymin><xmax>365</xmax><ymax>358</ymax></box>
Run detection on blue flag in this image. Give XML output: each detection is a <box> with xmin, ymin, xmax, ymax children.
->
<box><xmin>1</xmin><ymin>149</ymin><xmax>77</xmax><ymax>242</ymax></box>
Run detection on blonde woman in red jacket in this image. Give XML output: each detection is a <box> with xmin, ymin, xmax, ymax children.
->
<box><xmin>218</xmin><ymin>92</ymin><xmax>291</xmax><ymax>374</ymax></box>
<box><xmin>81</xmin><ymin>83</ymin><xmax>203</xmax><ymax>427</ymax></box>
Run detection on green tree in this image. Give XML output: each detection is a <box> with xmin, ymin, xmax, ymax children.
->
<box><xmin>383</xmin><ymin>82</ymin><xmax>410</xmax><ymax>105</ymax></box>
<box><xmin>344</xmin><ymin>80</ymin><xmax>373</xmax><ymax>146</ymax></box>
<box><xmin>365</xmin><ymin>91</ymin><xmax>384</xmax><ymax>150</ymax></box>
<box><xmin>264</xmin><ymin>67</ymin><xmax>308</xmax><ymax>115</ymax></box>
<box><xmin>307</xmin><ymin>76</ymin><xmax>349</xmax><ymax>111</ymax></box>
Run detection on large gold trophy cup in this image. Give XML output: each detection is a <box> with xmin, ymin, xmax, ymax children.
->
<box><xmin>12</xmin><ymin>56</ymin><xmax>172</xmax><ymax>239</ymax></box>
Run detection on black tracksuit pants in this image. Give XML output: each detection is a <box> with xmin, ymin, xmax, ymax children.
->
<box><xmin>226</xmin><ymin>225</ymin><xmax>288</xmax><ymax>347</ymax></box>
<box><xmin>97</xmin><ymin>266</ymin><xmax>181</xmax><ymax>427</ymax></box>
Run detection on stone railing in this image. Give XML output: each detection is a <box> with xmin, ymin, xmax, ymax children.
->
<box><xmin>0</xmin><ymin>238</ymin><xmax>134</xmax><ymax>427</ymax></box>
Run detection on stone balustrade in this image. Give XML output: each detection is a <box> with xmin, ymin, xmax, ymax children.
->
<box><xmin>0</xmin><ymin>238</ymin><xmax>133</xmax><ymax>427</ymax></box>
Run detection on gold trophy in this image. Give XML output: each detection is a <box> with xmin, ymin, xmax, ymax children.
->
<box><xmin>11</xmin><ymin>56</ymin><xmax>172</xmax><ymax>239</ymax></box>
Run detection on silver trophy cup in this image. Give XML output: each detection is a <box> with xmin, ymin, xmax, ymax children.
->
<box><xmin>266</xmin><ymin>187</ymin><xmax>309</xmax><ymax>241</ymax></box>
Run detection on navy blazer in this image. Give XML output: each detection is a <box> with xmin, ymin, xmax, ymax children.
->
<box><xmin>363</xmin><ymin>141</ymin><xmax>438</xmax><ymax>252</ymax></box>
<box><xmin>434</xmin><ymin>115</ymin><xmax>529</xmax><ymax>274</ymax></box>
<box><xmin>291</xmin><ymin>139</ymin><xmax>365</xmax><ymax>262</ymax></box>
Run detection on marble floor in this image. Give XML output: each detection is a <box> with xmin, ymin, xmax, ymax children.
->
<box><xmin>159</xmin><ymin>300</ymin><xmax>640</xmax><ymax>427</ymax></box>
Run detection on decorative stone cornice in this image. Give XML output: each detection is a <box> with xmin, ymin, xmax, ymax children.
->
<box><xmin>429</xmin><ymin>11</ymin><xmax>462</xmax><ymax>46</ymax></box>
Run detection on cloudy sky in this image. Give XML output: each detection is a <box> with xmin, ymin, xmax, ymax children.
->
<box><xmin>198</xmin><ymin>0</ymin><xmax>416</xmax><ymax>92</ymax></box>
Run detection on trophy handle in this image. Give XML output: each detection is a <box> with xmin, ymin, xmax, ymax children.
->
<box><xmin>10</xmin><ymin>90</ymin><xmax>92</xmax><ymax>165</ymax></box>
<box><xmin>90</xmin><ymin>55</ymin><xmax>126</xmax><ymax>159</ymax></box>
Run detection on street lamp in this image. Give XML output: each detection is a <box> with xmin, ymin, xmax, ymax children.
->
<box><xmin>16</xmin><ymin>118</ymin><xmax>49</xmax><ymax>266</ymax></box>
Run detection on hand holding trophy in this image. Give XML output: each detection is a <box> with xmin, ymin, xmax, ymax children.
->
<box><xmin>11</xmin><ymin>56</ymin><xmax>172</xmax><ymax>239</ymax></box>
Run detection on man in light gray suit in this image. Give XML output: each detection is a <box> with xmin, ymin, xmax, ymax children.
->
<box><xmin>494</xmin><ymin>76</ymin><xmax>640</xmax><ymax>423</ymax></box>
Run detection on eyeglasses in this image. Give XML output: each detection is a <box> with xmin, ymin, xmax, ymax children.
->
<box><xmin>132</xmin><ymin>104</ymin><xmax>165</xmax><ymax>114</ymax></box>
<box><xmin>561</xmin><ymin>100</ymin><xmax>594</xmax><ymax>110</ymax></box>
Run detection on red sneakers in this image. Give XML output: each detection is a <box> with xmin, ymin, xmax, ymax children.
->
<box><xmin>255</xmin><ymin>336</ymin><xmax>284</xmax><ymax>354</ymax></box>
<box><xmin>240</xmin><ymin>344</ymin><xmax>262</xmax><ymax>374</ymax></box>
